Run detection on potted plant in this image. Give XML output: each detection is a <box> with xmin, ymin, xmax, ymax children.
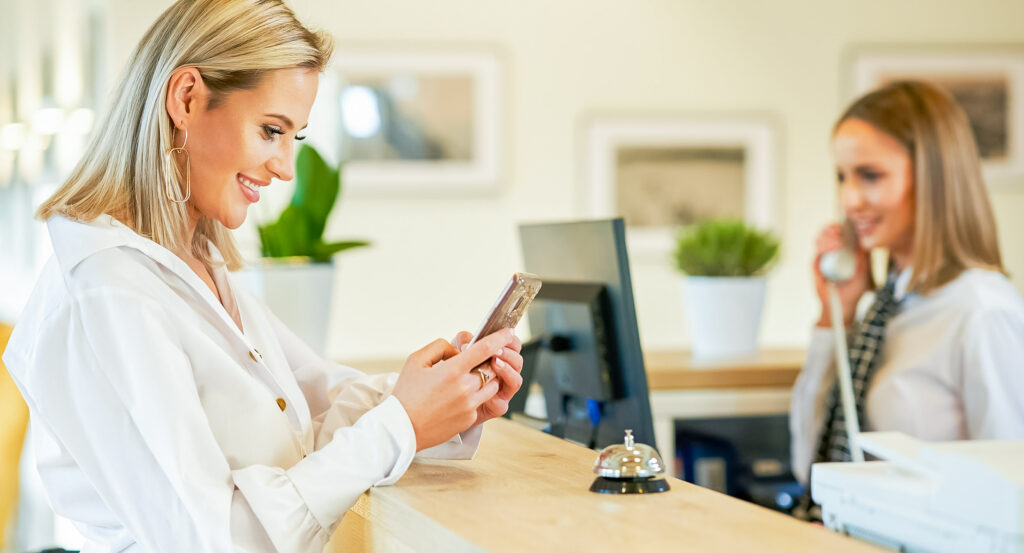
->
<box><xmin>238</xmin><ymin>144</ymin><xmax>369</xmax><ymax>355</ymax></box>
<box><xmin>674</xmin><ymin>220</ymin><xmax>779</xmax><ymax>360</ymax></box>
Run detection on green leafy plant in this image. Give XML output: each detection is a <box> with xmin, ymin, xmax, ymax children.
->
<box><xmin>674</xmin><ymin>220</ymin><xmax>779</xmax><ymax>277</ymax></box>
<box><xmin>257</xmin><ymin>145</ymin><xmax>369</xmax><ymax>263</ymax></box>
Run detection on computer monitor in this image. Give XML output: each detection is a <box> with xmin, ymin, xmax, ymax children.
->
<box><xmin>517</xmin><ymin>218</ymin><xmax>654</xmax><ymax>449</ymax></box>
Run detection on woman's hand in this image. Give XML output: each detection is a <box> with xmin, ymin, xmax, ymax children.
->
<box><xmin>813</xmin><ymin>223</ymin><xmax>870</xmax><ymax>329</ymax></box>
<box><xmin>391</xmin><ymin>329</ymin><xmax>519</xmax><ymax>451</ymax></box>
<box><xmin>452</xmin><ymin>330</ymin><xmax>524</xmax><ymax>425</ymax></box>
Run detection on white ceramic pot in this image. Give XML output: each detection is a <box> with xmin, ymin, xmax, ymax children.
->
<box><xmin>236</xmin><ymin>259</ymin><xmax>335</xmax><ymax>356</ymax></box>
<box><xmin>682</xmin><ymin>276</ymin><xmax>766</xmax><ymax>360</ymax></box>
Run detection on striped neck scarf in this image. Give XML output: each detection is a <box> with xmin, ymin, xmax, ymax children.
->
<box><xmin>796</xmin><ymin>273</ymin><xmax>902</xmax><ymax>520</ymax></box>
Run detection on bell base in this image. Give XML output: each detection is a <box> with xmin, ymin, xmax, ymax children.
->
<box><xmin>589</xmin><ymin>476</ymin><xmax>671</xmax><ymax>495</ymax></box>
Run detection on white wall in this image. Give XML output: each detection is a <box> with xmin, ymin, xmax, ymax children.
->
<box><xmin>106</xmin><ymin>0</ymin><xmax>1024</xmax><ymax>360</ymax></box>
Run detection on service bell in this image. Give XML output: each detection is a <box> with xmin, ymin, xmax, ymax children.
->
<box><xmin>590</xmin><ymin>429</ymin><xmax>671</xmax><ymax>494</ymax></box>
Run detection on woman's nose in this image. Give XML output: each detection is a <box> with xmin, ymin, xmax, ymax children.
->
<box><xmin>267</xmin><ymin>142</ymin><xmax>295</xmax><ymax>181</ymax></box>
<box><xmin>839</xmin><ymin>182</ymin><xmax>866</xmax><ymax>211</ymax></box>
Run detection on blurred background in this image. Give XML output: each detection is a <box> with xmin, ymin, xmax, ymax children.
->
<box><xmin>4</xmin><ymin>0</ymin><xmax>1024</xmax><ymax>549</ymax></box>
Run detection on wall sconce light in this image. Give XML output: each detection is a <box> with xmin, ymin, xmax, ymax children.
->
<box><xmin>0</xmin><ymin>107</ymin><xmax>94</xmax><ymax>185</ymax></box>
<box><xmin>65</xmin><ymin>108</ymin><xmax>94</xmax><ymax>135</ymax></box>
<box><xmin>0</xmin><ymin>107</ymin><xmax>93</xmax><ymax>154</ymax></box>
<box><xmin>31</xmin><ymin>108</ymin><xmax>67</xmax><ymax>136</ymax></box>
<box><xmin>1</xmin><ymin>123</ymin><xmax>28</xmax><ymax>152</ymax></box>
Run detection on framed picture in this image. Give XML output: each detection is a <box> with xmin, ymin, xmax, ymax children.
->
<box><xmin>582</xmin><ymin>116</ymin><xmax>778</xmax><ymax>255</ymax></box>
<box><xmin>849</xmin><ymin>45</ymin><xmax>1024</xmax><ymax>183</ymax></box>
<box><xmin>305</xmin><ymin>49</ymin><xmax>501</xmax><ymax>193</ymax></box>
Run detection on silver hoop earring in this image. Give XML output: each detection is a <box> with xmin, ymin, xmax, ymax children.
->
<box><xmin>165</xmin><ymin>128</ymin><xmax>191</xmax><ymax>203</ymax></box>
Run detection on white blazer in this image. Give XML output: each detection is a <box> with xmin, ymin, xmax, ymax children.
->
<box><xmin>3</xmin><ymin>214</ymin><xmax>480</xmax><ymax>553</ymax></box>
<box><xmin>790</xmin><ymin>268</ymin><xmax>1024</xmax><ymax>484</ymax></box>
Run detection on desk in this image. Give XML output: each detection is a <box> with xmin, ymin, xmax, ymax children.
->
<box><xmin>345</xmin><ymin>349</ymin><xmax>806</xmax><ymax>476</ymax></box>
<box><xmin>328</xmin><ymin>418</ymin><xmax>879</xmax><ymax>552</ymax></box>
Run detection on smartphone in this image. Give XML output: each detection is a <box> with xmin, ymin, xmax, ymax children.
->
<box><xmin>470</xmin><ymin>272</ymin><xmax>543</xmax><ymax>344</ymax></box>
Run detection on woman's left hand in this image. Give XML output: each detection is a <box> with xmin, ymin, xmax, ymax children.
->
<box><xmin>452</xmin><ymin>330</ymin><xmax>524</xmax><ymax>424</ymax></box>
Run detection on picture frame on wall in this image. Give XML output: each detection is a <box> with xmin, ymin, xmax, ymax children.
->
<box><xmin>581</xmin><ymin>115</ymin><xmax>778</xmax><ymax>256</ymax></box>
<box><xmin>848</xmin><ymin>45</ymin><xmax>1024</xmax><ymax>184</ymax></box>
<box><xmin>305</xmin><ymin>49</ymin><xmax>501</xmax><ymax>193</ymax></box>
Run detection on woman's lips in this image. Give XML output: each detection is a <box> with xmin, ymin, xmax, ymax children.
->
<box><xmin>853</xmin><ymin>218</ymin><xmax>880</xmax><ymax>236</ymax></box>
<box><xmin>237</xmin><ymin>173</ymin><xmax>266</xmax><ymax>203</ymax></box>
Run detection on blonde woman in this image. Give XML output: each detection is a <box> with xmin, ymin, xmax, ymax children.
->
<box><xmin>1</xmin><ymin>1</ymin><xmax>523</xmax><ymax>551</ymax></box>
<box><xmin>791</xmin><ymin>81</ymin><xmax>1024</xmax><ymax>506</ymax></box>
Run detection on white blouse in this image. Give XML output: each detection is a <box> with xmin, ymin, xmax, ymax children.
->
<box><xmin>3</xmin><ymin>214</ymin><xmax>480</xmax><ymax>553</ymax></box>
<box><xmin>790</xmin><ymin>268</ymin><xmax>1024</xmax><ymax>485</ymax></box>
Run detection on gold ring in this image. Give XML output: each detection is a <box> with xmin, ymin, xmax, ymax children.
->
<box><xmin>473</xmin><ymin>368</ymin><xmax>490</xmax><ymax>388</ymax></box>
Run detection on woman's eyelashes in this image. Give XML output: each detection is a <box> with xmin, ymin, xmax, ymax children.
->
<box><xmin>837</xmin><ymin>167</ymin><xmax>885</xmax><ymax>185</ymax></box>
<box><xmin>261</xmin><ymin>124</ymin><xmax>283</xmax><ymax>141</ymax></box>
<box><xmin>857</xmin><ymin>167</ymin><xmax>883</xmax><ymax>183</ymax></box>
<box><xmin>260</xmin><ymin>124</ymin><xmax>306</xmax><ymax>141</ymax></box>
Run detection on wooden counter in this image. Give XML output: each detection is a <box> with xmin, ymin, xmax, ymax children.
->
<box><xmin>343</xmin><ymin>348</ymin><xmax>806</xmax><ymax>390</ymax></box>
<box><xmin>343</xmin><ymin>349</ymin><xmax>808</xmax><ymax>464</ymax></box>
<box><xmin>328</xmin><ymin>418</ymin><xmax>879</xmax><ymax>553</ymax></box>
<box><xmin>644</xmin><ymin>349</ymin><xmax>804</xmax><ymax>390</ymax></box>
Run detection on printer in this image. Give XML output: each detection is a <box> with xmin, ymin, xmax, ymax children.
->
<box><xmin>811</xmin><ymin>431</ymin><xmax>1024</xmax><ymax>553</ymax></box>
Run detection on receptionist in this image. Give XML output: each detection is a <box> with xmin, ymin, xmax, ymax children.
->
<box><xmin>791</xmin><ymin>80</ymin><xmax>1024</xmax><ymax>518</ymax></box>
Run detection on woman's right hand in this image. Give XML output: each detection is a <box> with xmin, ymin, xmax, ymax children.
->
<box><xmin>813</xmin><ymin>223</ymin><xmax>870</xmax><ymax>329</ymax></box>
<box><xmin>391</xmin><ymin>329</ymin><xmax>516</xmax><ymax>451</ymax></box>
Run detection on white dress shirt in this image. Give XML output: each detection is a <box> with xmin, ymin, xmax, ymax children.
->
<box><xmin>790</xmin><ymin>268</ymin><xmax>1024</xmax><ymax>484</ymax></box>
<box><xmin>3</xmin><ymin>214</ymin><xmax>481</xmax><ymax>553</ymax></box>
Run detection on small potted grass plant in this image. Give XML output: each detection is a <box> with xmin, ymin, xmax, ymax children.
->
<box><xmin>239</xmin><ymin>144</ymin><xmax>369</xmax><ymax>355</ymax></box>
<box><xmin>674</xmin><ymin>220</ymin><xmax>779</xmax><ymax>359</ymax></box>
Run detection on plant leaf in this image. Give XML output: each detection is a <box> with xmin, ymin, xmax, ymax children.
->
<box><xmin>259</xmin><ymin>206</ymin><xmax>315</xmax><ymax>258</ymax></box>
<box><xmin>311</xmin><ymin>240</ymin><xmax>371</xmax><ymax>263</ymax></box>
<box><xmin>258</xmin><ymin>144</ymin><xmax>369</xmax><ymax>260</ymax></box>
<box><xmin>292</xmin><ymin>144</ymin><xmax>339</xmax><ymax>242</ymax></box>
<box><xmin>674</xmin><ymin>220</ymin><xmax>779</xmax><ymax>277</ymax></box>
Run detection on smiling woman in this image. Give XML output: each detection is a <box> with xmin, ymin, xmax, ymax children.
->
<box><xmin>163</xmin><ymin>66</ymin><xmax>317</xmax><ymax>231</ymax></box>
<box><xmin>35</xmin><ymin>0</ymin><xmax>332</xmax><ymax>273</ymax></box>
<box><xmin>2</xmin><ymin>1</ymin><xmax>524</xmax><ymax>552</ymax></box>
<box><xmin>153</xmin><ymin>65</ymin><xmax>323</xmax><ymax>309</ymax></box>
<box><xmin>790</xmin><ymin>81</ymin><xmax>1024</xmax><ymax>520</ymax></box>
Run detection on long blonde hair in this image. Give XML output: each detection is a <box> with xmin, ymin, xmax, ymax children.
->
<box><xmin>835</xmin><ymin>80</ymin><xmax>1004</xmax><ymax>294</ymax></box>
<box><xmin>37</xmin><ymin>0</ymin><xmax>333</xmax><ymax>270</ymax></box>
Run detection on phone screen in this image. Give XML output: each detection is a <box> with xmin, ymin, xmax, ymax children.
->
<box><xmin>470</xmin><ymin>273</ymin><xmax>543</xmax><ymax>344</ymax></box>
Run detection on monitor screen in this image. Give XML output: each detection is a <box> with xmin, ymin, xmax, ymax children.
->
<box><xmin>518</xmin><ymin>218</ymin><xmax>654</xmax><ymax>449</ymax></box>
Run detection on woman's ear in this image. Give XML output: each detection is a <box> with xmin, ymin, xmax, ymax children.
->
<box><xmin>165</xmin><ymin>67</ymin><xmax>205</xmax><ymax>129</ymax></box>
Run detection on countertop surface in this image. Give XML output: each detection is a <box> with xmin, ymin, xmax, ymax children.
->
<box><xmin>329</xmin><ymin>418</ymin><xmax>880</xmax><ymax>552</ymax></box>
